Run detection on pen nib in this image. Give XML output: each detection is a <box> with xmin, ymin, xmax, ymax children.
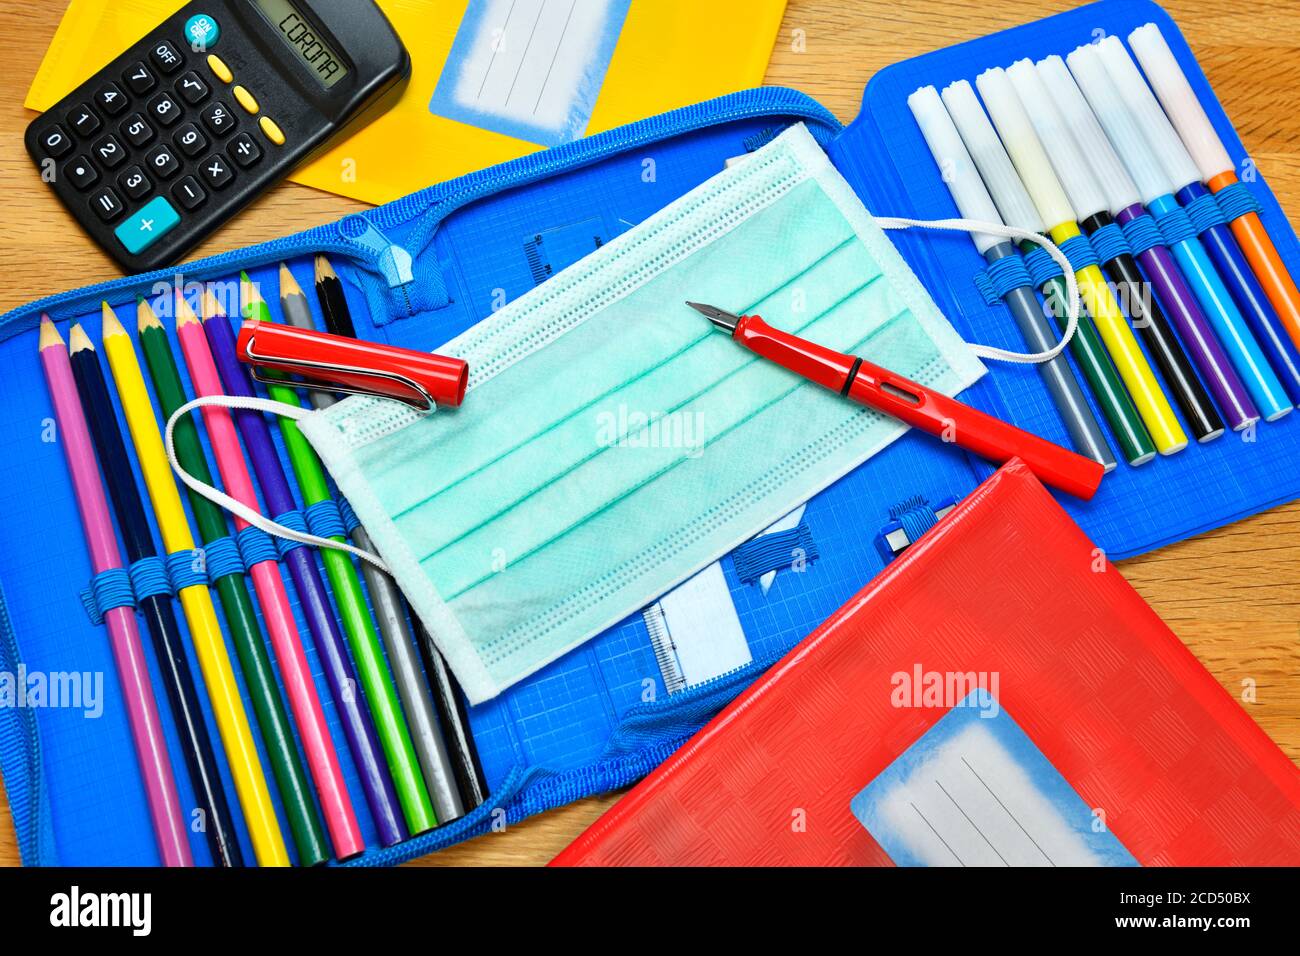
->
<box><xmin>685</xmin><ymin>301</ymin><xmax>740</xmax><ymax>333</ymax></box>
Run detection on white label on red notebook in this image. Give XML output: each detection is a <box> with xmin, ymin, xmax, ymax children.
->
<box><xmin>850</xmin><ymin>690</ymin><xmax>1138</xmax><ymax>867</ymax></box>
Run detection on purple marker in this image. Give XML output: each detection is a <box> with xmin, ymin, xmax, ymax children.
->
<box><xmin>1040</xmin><ymin>55</ymin><xmax>1259</xmax><ymax>430</ymax></box>
<box><xmin>199</xmin><ymin>288</ymin><xmax>407</xmax><ymax>848</ymax></box>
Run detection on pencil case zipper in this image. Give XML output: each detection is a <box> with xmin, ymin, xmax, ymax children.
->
<box><xmin>0</xmin><ymin>88</ymin><xmax>841</xmax><ymax>342</ymax></box>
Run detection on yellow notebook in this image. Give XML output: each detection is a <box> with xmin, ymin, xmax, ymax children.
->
<box><xmin>28</xmin><ymin>0</ymin><xmax>787</xmax><ymax>205</ymax></box>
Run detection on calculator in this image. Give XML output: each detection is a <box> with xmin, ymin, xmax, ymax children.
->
<box><xmin>25</xmin><ymin>0</ymin><xmax>410</xmax><ymax>274</ymax></box>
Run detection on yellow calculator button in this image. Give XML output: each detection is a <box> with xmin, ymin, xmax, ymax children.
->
<box><xmin>259</xmin><ymin>116</ymin><xmax>286</xmax><ymax>146</ymax></box>
<box><xmin>207</xmin><ymin>54</ymin><xmax>233</xmax><ymax>84</ymax></box>
<box><xmin>233</xmin><ymin>85</ymin><xmax>259</xmax><ymax>114</ymax></box>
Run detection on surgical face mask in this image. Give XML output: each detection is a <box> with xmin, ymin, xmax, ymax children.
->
<box><xmin>169</xmin><ymin>123</ymin><xmax>1080</xmax><ymax>703</ymax></box>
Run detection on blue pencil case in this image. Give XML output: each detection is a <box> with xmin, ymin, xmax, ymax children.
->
<box><xmin>1</xmin><ymin>0</ymin><xmax>1296</xmax><ymax>865</ymax></box>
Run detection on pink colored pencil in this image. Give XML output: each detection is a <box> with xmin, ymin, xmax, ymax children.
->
<box><xmin>39</xmin><ymin>316</ymin><xmax>192</xmax><ymax>867</ymax></box>
<box><xmin>173</xmin><ymin>294</ymin><xmax>363</xmax><ymax>858</ymax></box>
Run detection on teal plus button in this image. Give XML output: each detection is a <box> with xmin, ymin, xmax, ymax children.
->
<box><xmin>184</xmin><ymin>14</ymin><xmax>220</xmax><ymax>50</ymax></box>
<box><xmin>114</xmin><ymin>196</ymin><xmax>180</xmax><ymax>254</ymax></box>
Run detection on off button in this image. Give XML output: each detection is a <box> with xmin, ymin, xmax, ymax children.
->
<box><xmin>184</xmin><ymin>14</ymin><xmax>220</xmax><ymax>51</ymax></box>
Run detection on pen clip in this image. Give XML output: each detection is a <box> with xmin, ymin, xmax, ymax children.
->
<box><xmin>241</xmin><ymin>328</ymin><xmax>437</xmax><ymax>414</ymax></box>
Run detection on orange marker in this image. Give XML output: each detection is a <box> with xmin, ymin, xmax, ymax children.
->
<box><xmin>1130</xmin><ymin>23</ymin><xmax>1300</xmax><ymax>352</ymax></box>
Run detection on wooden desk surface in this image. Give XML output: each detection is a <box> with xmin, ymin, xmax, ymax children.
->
<box><xmin>0</xmin><ymin>0</ymin><xmax>1297</xmax><ymax>867</ymax></box>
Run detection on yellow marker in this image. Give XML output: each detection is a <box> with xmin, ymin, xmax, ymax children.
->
<box><xmin>101</xmin><ymin>301</ymin><xmax>289</xmax><ymax>867</ymax></box>
<box><xmin>259</xmin><ymin>116</ymin><xmax>285</xmax><ymax>146</ymax></box>
<box><xmin>1048</xmin><ymin>222</ymin><xmax>1187</xmax><ymax>454</ymax></box>
<box><xmin>232</xmin><ymin>85</ymin><xmax>259</xmax><ymax>115</ymax></box>
<box><xmin>207</xmin><ymin>54</ymin><xmax>233</xmax><ymax>84</ymax></box>
<box><xmin>977</xmin><ymin>67</ymin><xmax>1187</xmax><ymax>456</ymax></box>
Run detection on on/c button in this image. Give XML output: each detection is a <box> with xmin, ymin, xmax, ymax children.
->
<box><xmin>114</xmin><ymin>196</ymin><xmax>180</xmax><ymax>254</ymax></box>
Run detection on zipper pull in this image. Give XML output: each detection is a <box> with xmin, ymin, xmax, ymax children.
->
<box><xmin>338</xmin><ymin>215</ymin><xmax>414</xmax><ymax>289</ymax></box>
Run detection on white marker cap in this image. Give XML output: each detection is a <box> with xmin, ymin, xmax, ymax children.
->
<box><xmin>1127</xmin><ymin>22</ymin><xmax>1234</xmax><ymax>181</ymax></box>
<box><xmin>907</xmin><ymin>85</ymin><xmax>1005</xmax><ymax>254</ymax></box>
<box><xmin>1095</xmin><ymin>35</ymin><xmax>1202</xmax><ymax>192</ymax></box>
<box><xmin>1067</xmin><ymin>43</ymin><xmax>1175</xmax><ymax>204</ymax></box>
<box><xmin>976</xmin><ymin>66</ymin><xmax>1076</xmax><ymax>228</ymax></box>
<box><xmin>1006</xmin><ymin>58</ymin><xmax>1107</xmax><ymax>221</ymax></box>
<box><xmin>1035</xmin><ymin>55</ymin><xmax>1141</xmax><ymax>215</ymax></box>
<box><xmin>940</xmin><ymin>80</ymin><xmax>1045</xmax><ymax>233</ymax></box>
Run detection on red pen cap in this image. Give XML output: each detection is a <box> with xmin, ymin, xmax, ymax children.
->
<box><xmin>236</xmin><ymin>320</ymin><xmax>468</xmax><ymax>410</ymax></box>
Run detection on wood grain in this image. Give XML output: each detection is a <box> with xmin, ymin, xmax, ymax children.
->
<box><xmin>0</xmin><ymin>0</ymin><xmax>1296</xmax><ymax>868</ymax></box>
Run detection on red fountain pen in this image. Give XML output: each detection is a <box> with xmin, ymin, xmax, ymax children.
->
<box><xmin>686</xmin><ymin>302</ymin><xmax>1104</xmax><ymax>500</ymax></box>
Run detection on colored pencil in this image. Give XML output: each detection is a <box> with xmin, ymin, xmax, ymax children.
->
<box><xmin>1005</xmin><ymin>58</ymin><xmax>1224</xmax><ymax>443</ymax></box>
<box><xmin>976</xmin><ymin>66</ymin><xmax>1188</xmax><ymax>456</ymax></box>
<box><xmin>243</xmin><ymin>270</ymin><xmax>436</xmax><ymax>836</ymax></box>
<box><xmin>1096</xmin><ymin>36</ymin><xmax>1300</xmax><ymax>410</ymax></box>
<box><xmin>940</xmin><ymin>79</ymin><xmax>1158</xmax><ymax>465</ymax></box>
<box><xmin>99</xmin><ymin>302</ymin><xmax>290</xmax><ymax>867</ymax></box>
<box><xmin>414</xmin><ymin>619</ymin><xmax>488</xmax><ymax>809</ymax></box>
<box><xmin>1130</xmin><ymin>22</ymin><xmax>1300</xmax><ymax>359</ymax></box>
<box><xmin>317</xmin><ymin>254</ymin><xmax>487</xmax><ymax>811</ymax></box>
<box><xmin>68</xmin><ymin>324</ymin><xmax>241</xmax><ymax>867</ymax></box>
<box><xmin>140</xmin><ymin>298</ymin><xmax>334</xmax><ymax>866</ymax></box>
<box><xmin>199</xmin><ymin>287</ymin><xmax>408</xmax><ymax>847</ymax></box>
<box><xmin>907</xmin><ymin>87</ymin><xmax>1116</xmax><ymax>470</ymax></box>
<box><xmin>283</xmin><ymin>262</ymin><xmax>466</xmax><ymax>823</ymax></box>
<box><xmin>1036</xmin><ymin>53</ymin><xmax>1258</xmax><ymax>432</ymax></box>
<box><xmin>1069</xmin><ymin>43</ymin><xmax>1291</xmax><ymax>422</ymax></box>
<box><xmin>39</xmin><ymin>317</ymin><xmax>192</xmax><ymax>867</ymax></box>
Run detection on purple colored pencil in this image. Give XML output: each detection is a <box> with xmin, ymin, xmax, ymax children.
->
<box><xmin>1115</xmin><ymin>204</ymin><xmax>1259</xmax><ymax>430</ymax></box>
<box><xmin>199</xmin><ymin>291</ymin><xmax>407</xmax><ymax>847</ymax></box>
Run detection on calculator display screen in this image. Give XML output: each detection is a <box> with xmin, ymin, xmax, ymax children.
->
<box><xmin>253</xmin><ymin>0</ymin><xmax>349</xmax><ymax>89</ymax></box>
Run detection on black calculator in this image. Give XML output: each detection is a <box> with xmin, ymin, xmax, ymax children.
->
<box><xmin>25</xmin><ymin>0</ymin><xmax>409</xmax><ymax>274</ymax></box>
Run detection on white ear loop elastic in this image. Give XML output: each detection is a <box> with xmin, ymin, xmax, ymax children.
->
<box><xmin>164</xmin><ymin>217</ymin><xmax>1081</xmax><ymax>568</ymax></box>
<box><xmin>164</xmin><ymin>394</ymin><xmax>391</xmax><ymax>574</ymax></box>
<box><xmin>874</xmin><ymin>216</ymin><xmax>1083</xmax><ymax>364</ymax></box>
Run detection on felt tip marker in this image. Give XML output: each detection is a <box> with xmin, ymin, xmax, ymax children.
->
<box><xmin>976</xmin><ymin>65</ymin><xmax>1187</xmax><ymax>456</ymax></box>
<box><xmin>1037</xmin><ymin>53</ymin><xmax>1257</xmax><ymax>432</ymax></box>
<box><xmin>940</xmin><ymin>79</ymin><xmax>1155</xmax><ymax>466</ymax></box>
<box><xmin>1125</xmin><ymin>25</ymin><xmax>1300</xmax><ymax>402</ymax></box>
<box><xmin>1123</xmin><ymin>26</ymin><xmax>1300</xmax><ymax>400</ymax></box>
<box><xmin>907</xmin><ymin>85</ymin><xmax>1115</xmax><ymax>470</ymax></box>
<box><xmin>1074</xmin><ymin>41</ymin><xmax>1292</xmax><ymax>421</ymax></box>
<box><xmin>1006</xmin><ymin>57</ymin><xmax>1223</xmax><ymax>442</ymax></box>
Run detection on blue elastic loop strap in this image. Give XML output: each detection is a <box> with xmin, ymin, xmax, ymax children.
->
<box><xmin>80</xmin><ymin>568</ymin><xmax>135</xmax><ymax>625</ymax></box>
<box><xmin>972</xmin><ymin>270</ymin><xmax>998</xmax><ymax>306</ymax></box>
<box><xmin>1120</xmin><ymin>214</ymin><xmax>1165</xmax><ymax>258</ymax></box>
<box><xmin>305</xmin><ymin>500</ymin><xmax>346</xmax><ymax>541</ymax></box>
<box><xmin>979</xmin><ymin>256</ymin><xmax>1034</xmax><ymax>302</ymax></box>
<box><xmin>237</xmin><ymin>526</ymin><xmax>279</xmax><ymax>568</ymax></box>
<box><xmin>128</xmin><ymin>555</ymin><xmax>172</xmax><ymax>603</ymax></box>
<box><xmin>1023</xmin><ymin>246</ymin><xmax>1064</xmax><ymax>287</ymax></box>
<box><xmin>1058</xmin><ymin>234</ymin><xmax>1100</xmax><ymax>271</ymax></box>
<box><xmin>202</xmin><ymin>536</ymin><xmax>245</xmax><ymax>582</ymax></box>
<box><xmin>166</xmin><ymin>550</ymin><xmax>208</xmax><ymax>592</ymax></box>
<box><xmin>1215</xmin><ymin>181</ymin><xmax>1262</xmax><ymax>222</ymax></box>
<box><xmin>1088</xmin><ymin>222</ymin><xmax>1130</xmax><ymax>264</ymax></box>
<box><xmin>1184</xmin><ymin>192</ymin><xmax>1227</xmax><ymax>235</ymax></box>
<box><xmin>272</xmin><ymin>510</ymin><xmax>309</xmax><ymax>558</ymax></box>
<box><xmin>1155</xmin><ymin>206</ymin><xmax>1197</xmax><ymax>246</ymax></box>
<box><xmin>731</xmin><ymin>522</ymin><xmax>818</xmax><ymax>585</ymax></box>
<box><xmin>338</xmin><ymin>497</ymin><xmax>361</xmax><ymax>535</ymax></box>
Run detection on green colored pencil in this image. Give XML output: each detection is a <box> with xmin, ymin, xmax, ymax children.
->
<box><xmin>138</xmin><ymin>298</ymin><xmax>331</xmax><ymax>866</ymax></box>
<box><xmin>241</xmin><ymin>272</ymin><xmax>437</xmax><ymax>835</ymax></box>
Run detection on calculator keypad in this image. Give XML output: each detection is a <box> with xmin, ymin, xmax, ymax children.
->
<box><xmin>29</xmin><ymin>12</ymin><xmax>297</xmax><ymax>263</ymax></box>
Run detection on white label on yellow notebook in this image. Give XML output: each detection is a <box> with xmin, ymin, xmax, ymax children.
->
<box><xmin>428</xmin><ymin>0</ymin><xmax>632</xmax><ymax>145</ymax></box>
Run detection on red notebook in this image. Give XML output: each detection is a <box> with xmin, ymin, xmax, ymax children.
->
<box><xmin>552</xmin><ymin>462</ymin><xmax>1300</xmax><ymax>866</ymax></box>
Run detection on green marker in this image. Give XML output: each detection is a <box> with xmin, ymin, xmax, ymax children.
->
<box><xmin>240</xmin><ymin>272</ymin><xmax>437</xmax><ymax>835</ymax></box>
<box><xmin>138</xmin><ymin>296</ymin><xmax>331</xmax><ymax>866</ymax></box>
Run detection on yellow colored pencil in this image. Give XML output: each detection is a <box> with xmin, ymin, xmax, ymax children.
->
<box><xmin>101</xmin><ymin>301</ymin><xmax>289</xmax><ymax>867</ymax></box>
